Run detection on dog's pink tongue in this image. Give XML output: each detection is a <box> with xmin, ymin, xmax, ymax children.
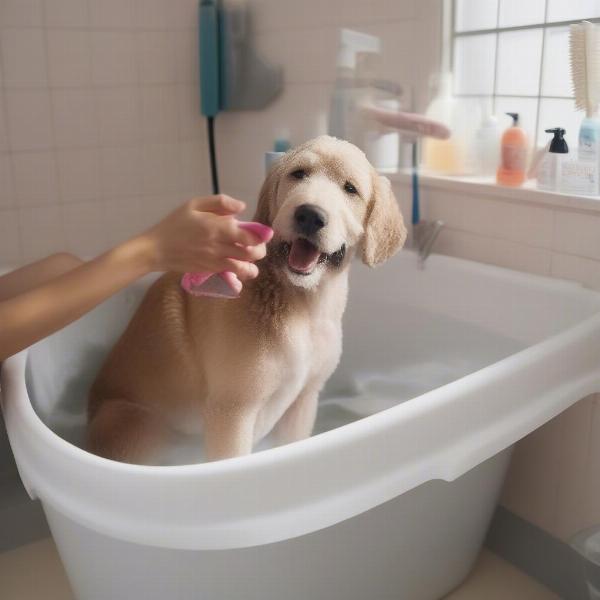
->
<box><xmin>288</xmin><ymin>239</ymin><xmax>321</xmax><ymax>273</ymax></box>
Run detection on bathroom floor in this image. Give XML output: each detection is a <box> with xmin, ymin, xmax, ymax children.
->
<box><xmin>0</xmin><ymin>539</ymin><xmax>559</xmax><ymax>599</ymax></box>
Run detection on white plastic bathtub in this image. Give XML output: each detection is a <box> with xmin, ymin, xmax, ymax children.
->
<box><xmin>3</xmin><ymin>250</ymin><xmax>600</xmax><ymax>600</ymax></box>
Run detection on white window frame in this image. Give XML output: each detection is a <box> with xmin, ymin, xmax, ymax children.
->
<box><xmin>450</xmin><ymin>1</ymin><xmax>600</xmax><ymax>148</ymax></box>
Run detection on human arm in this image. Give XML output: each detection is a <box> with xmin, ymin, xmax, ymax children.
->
<box><xmin>0</xmin><ymin>195</ymin><xmax>265</xmax><ymax>361</ymax></box>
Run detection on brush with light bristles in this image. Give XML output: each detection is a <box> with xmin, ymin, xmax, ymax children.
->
<box><xmin>570</xmin><ymin>21</ymin><xmax>600</xmax><ymax>162</ymax></box>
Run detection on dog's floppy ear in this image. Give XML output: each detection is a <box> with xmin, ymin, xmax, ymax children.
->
<box><xmin>253</xmin><ymin>160</ymin><xmax>284</xmax><ymax>225</ymax></box>
<box><xmin>361</xmin><ymin>175</ymin><xmax>407</xmax><ymax>267</ymax></box>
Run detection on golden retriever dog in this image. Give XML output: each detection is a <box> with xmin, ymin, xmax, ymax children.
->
<box><xmin>87</xmin><ymin>136</ymin><xmax>406</xmax><ymax>464</ymax></box>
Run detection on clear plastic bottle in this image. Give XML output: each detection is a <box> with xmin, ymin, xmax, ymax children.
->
<box><xmin>474</xmin><ymin>112</ymin><xmax>501</xmax><ymax>177</ymax></box>
<box><xmin>422</xmin><ymin>74</ymin><xmax>464</xmax><ymax>174</ymax></box>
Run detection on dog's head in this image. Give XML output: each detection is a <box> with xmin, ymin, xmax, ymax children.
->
<box><xmin>254</xmin><ymin>135</ymin><xmax>407</xmax><ymax>289</ymax></box>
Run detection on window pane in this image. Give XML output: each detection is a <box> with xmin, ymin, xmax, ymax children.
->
<box><xmin>496</xmin><ymin>29</ymin><xmax>543</xmax><ymax>96</ymax></box>
<box><xmin>541</xmin><ymin>27</ymin><xmax>573</xmax><ymax>98</ymax></box>
<box><xmin>499</xmin><ymin>0</ymin><xmax>545</xmax><ymax>27</ymax></box>
<box><xmin>547</xmin><ymin>0</ymin><xmax>600</xmax><ymax>22</ymax></box>
<box><xmin>455</xmin><ymin>0</ymin><xmax>498</xmax><ymax>32</ymax></box>
<box><xmin>454</xmin><ymin>34</ymin><xmax>497</xmax><ymax>94</ymax></box>
<box><xmin>537</xmin><ymin>98</ymin><xmax>581</xmax><ymax>148</ymax></box>
<box><xmin>495</xmin><ymin>97</ymin><xmax>539</xmax><ymax>144</ymax></box>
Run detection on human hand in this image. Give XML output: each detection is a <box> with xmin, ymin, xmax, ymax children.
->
<box><xmin>136</xmin><ymin>195</ymin><xmax>269</xmax><ymax>279</ymax></box>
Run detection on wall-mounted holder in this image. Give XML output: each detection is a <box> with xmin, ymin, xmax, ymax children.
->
<box><xmin>200</xmin><ymin>0</ymin><xmax>284</xmax><ymax>193</ymax></box>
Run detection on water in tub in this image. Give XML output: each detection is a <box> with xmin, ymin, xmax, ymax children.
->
<box><xmin>25</xmin><ymin>289</ymin><xmax>523</xmax><ymax>466</ymax></box>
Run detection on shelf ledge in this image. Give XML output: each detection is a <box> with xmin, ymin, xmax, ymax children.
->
<box><xmin>389</xmin><ymin>171</ymin><xmax>600</xmax><ymax>214</ymax></box>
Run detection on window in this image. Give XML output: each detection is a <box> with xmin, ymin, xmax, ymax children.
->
<box><xmin>452</xmin><ymin>0</ymin><xmax>600</xmax><ymax>148</ymax></box>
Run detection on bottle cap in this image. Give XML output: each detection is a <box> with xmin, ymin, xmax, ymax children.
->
<box><xmin>506</xmin><ymin>112</ymin><xmax>519</xmax><ymax>126</ymax></box>
<box><xmin>545</xmin><ymin>128</ymin><xmax>569</xmax><ymax>154</ymax></box>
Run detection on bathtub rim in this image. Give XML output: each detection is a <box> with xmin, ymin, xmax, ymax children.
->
<box><xmin>3</xmin><ymin>307</ymin><xmax>600</xmax><ymax>550</ymax></box>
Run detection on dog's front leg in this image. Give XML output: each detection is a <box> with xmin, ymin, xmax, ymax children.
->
<box><xmin>273</xmin><ymin>382</ymin><xmax>322</xmax><ymax>446</ymax></box>
<box><xmin>203</xmin><ymin>408</ymin><xmax>256</xmax><ymax>461</ymax></box>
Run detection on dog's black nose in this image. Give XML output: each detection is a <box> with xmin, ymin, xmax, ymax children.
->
<box><xmin>294</xmin><ymin>204</ymin><xmax>327</xmax><ymax>237</ymax></box>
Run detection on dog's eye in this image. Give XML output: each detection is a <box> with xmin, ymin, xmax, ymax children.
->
<box><xmin>344</xmin><ymin>181</ymin><xmax>358</xmax><ymax>195</ymax></box>
<box><xmin>290</xmin><ymin>169</ymin><xmax>308</xmax><ymax>180</ymax></box>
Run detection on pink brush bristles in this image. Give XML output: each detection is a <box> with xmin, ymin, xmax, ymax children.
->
<box><xmin>181</xmin><ymin>221</ymin><xmax>273</xmax><ymax>298</ymax></box>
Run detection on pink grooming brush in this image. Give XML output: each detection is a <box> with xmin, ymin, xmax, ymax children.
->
<box><xmin>181</xmin><ymin>221</ymin><xmax>273</xmax><ymax>299</ymax></box>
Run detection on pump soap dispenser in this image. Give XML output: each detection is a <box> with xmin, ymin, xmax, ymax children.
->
<box><xmin>537</xmin><ymin>128</ymin><xmax>568</xmax><ymax>191</ymax></box>
<box><xmin>497</xmin><ymin>112</ymin><xmax>528</xmax><ymax>187</ymax></box>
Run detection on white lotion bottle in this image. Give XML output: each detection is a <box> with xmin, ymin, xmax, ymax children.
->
<box><xmin>474</xmin><ymin>113</ymin><xmax>501</xmax><ymax>177</ymax></box>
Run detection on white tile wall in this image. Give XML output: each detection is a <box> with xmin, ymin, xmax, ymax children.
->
<box><xmin>103</xmin><ymin>195</ymin><xmax>142</xmax><ymax>246</ymax></box>
<box><xmin>0</xmin><ymin>0</ymin><xmax>208</xmax><ymax>265</ymax></box>
<box><xmin>57</xmin><ymin>148</ymin><xmax>101</xmax><ymax>203</ymax></box>
<box><xmin>434</xmin><ymin>226</ymin><xmax>552</xmax><ymax>276</ymax></box>
<box><xmin>554</xmin><ymin>396</ymin><xmax>595</xmax><ymax>540</ymax></box>
<box><xmin>395</xmin><ymin>178</ymin><xmax>600</xmax><ymax>294</ymax></box>
<box><xmin>0</xmin><ymin>93</ymin><xmax>7</xmax><ymax>151</ymax></box>
<box><xmin>141</xmin><ymin>142</ymin><xmax>182</xmax><ymax>194</ymax></box>
<box><xmin>12</xmin><ymin>151</ymin><xmax>59</xmax><ymax>206</ymax></box>
<box><xmin>46</xmin><ymin>30</ymin><xmax>92</xmax><ymax>87</ymax></box>
<box><xmin>424</xmin><ymin>189</ymin><xmax>555</xmax><ymax>248</ymax></box>
<box><xmin>0</xmin><ymin>28</ymin><xmax>48</xmax><ymax>87</ymax></box>
<box><xmin>90</xmin><ymin>31</ymin><xmax>137</xmax><ymax>86</ymax></box>
<box><xmin>18</xmin><ymin>205</ymin><xmax>65</xmax><ymax>262</ymax></box>
<box><xmin>0</xmin><ymin>152</ymin><xmax>14</xmax><ymax>208</ymax></box>
<box><xmin>98</xmin><ymin>145</ymin><xmax>143</xmax><ymax>198</ymax></box>
<box><xmin>95</xmin><ymin>87</ymin><xmax>140</xmax><ymax>146</ymax></box>
<box><xmin>0</xmin><ymin>0</ymin><xmax>43</xmax><ymax>28</ymax></box>
<box><xmin>51</xmin><ymin>89</ymin><xmax>98</xmax><ymax>148</ymax></box>
<box><xmin>136</xmin><ymin>31</ymin><xmax>177</xmax><ymax>84</ymax></box>
<box><xmin>44</xmin><ymin>0</ymin><xmax>89</xmax><ymax>28</ymax></box>
<box><xmin>0</xmin><ymin>208</ymin><xmax>21</xmax><ymax>262</ymax></box>
<box><xmin>553</xmin><ymin>210</ymin><xmax>600</xmax><ymax>261</ymax></box>
<box><xmin>62</xmin><ymin>200</ymin><xmax>107</xmax><ymax>256</ymax></box>
<box><xmin>140</xmin><ymin>85</ymin><xmax>179</xmax><ymax>143</ymax></box>
<box><xmin>88</xmin><ymin>0</ymin><xmax>136</xmax><ymax>30</ymax></box>
<box><xmin>500</xmin><ymin>412</ymin><xmax>564</xmax><ymax>533</ymax></box>
<box><xmin>5</xmin><ymin>89</ymin><xmax>54</xmax><ymax>150</ymax></box>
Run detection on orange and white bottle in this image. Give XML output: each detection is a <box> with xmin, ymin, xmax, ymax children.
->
<box><xmin>497</xmin><ymin>112</ymin><xmax>528</xmax><ymax>187</ymax></box>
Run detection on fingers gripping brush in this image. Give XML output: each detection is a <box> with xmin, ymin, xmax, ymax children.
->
<box><xmin>181</xmin><ymin>222</ymin><xmax>273</xmax><ymax>298</ymax></box>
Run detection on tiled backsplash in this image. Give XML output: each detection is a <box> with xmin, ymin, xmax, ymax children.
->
<box><xmin>0</xmin><ymin>0</ymin><xmax>438</xmax><ymax>265</ymax></box>
<box><xmin>0</xmin><ymin>0</ymin><xmax>207</xmax><ymax>264</ymax></box>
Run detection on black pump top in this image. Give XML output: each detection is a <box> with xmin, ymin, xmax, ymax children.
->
<box><xmin>545</xmin><ymin>128</ymin><xmax>569</xmax><ymax>154</ymax></box>
<box><xmin>506</xmin><ymin>112</ymin><xmax>519</xmax><ymax>125</ymax></box>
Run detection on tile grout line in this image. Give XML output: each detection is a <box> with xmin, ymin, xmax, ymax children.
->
<box><xmin>40</xmin><ymin>0</ymin><xmax>67</xmax><ymax>256</ymax></box>
<box><xmin>0</xmin><ymin>16</ymin><xmax>22</xmax><ymax>262</ymax></box>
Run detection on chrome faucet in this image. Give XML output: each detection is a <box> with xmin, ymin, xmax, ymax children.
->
<box><xmin>413</xmin><ymin>219</ymin><xmax>444</xmax><ymax>267</ymax></box>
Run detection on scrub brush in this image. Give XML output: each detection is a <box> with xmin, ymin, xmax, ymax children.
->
<box><xmin>570</xmin><ymin>21</ymin><xmax>600</xmax><ymax>160</ymax></box>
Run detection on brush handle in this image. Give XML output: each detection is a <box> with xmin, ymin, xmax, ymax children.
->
<box><xmin>181</xmin><ymin>221</ymin><xmax>273</xmax><ymax>298</ymax></box>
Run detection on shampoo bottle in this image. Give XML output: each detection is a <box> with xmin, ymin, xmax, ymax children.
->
<box><xmin>474</xmin><ymin>111</ymin><xmax>501</xmax><ymax>176</ymax></box>
<box><xmin>497</xmin><ymin>112</ymin><xmax>528</xmax><ymax>187</ymax></box>
<box><xmin>537</xmin><ymin>128</ymin><xmax>568</xmax><ymax>191</ymax></box>
<box><xmin>422</xmin><ymin>73</ymin><xmax>463</xmax><ymax>174</ymax></box>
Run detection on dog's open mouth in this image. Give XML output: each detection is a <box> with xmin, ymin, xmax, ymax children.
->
<box><xmin>282</xmin><ymin>239</ymin><xmax>346</xmax><ymax>275</ymax></box>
